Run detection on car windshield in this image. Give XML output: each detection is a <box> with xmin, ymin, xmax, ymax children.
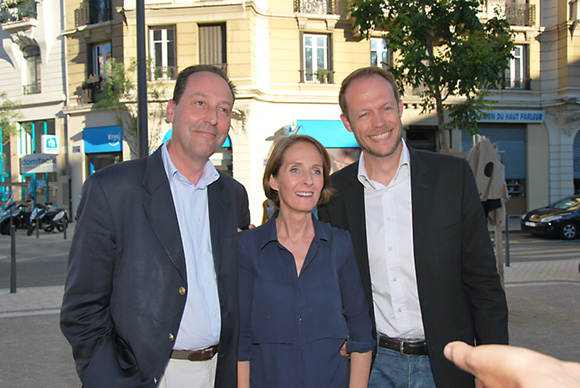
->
<box><xmin>551</xmin><ymin>197</ymin><xmax>580</xmax><ymax>210</ymax></box>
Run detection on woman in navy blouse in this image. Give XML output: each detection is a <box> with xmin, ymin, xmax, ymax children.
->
<box><xmin>238</xmin><ymin>135</ymin><xmax>375</xmax><ymax>388</ymax></box>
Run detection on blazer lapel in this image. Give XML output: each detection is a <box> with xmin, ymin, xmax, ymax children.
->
<box><xmin>409</xmin><ymin>149</ymin><xmax>432</xmax><ymax>266</ymax></box>
<box><xmin>341</xmin><ymin>163</ymin><xmax>373</xmax><ymax>300</ymax></box>
<box><xmin>208</xmin><ymin>176</ymin><xmax>226</xmax><ymax>273</ymax></box>
<box><xmin>142</xmin><ymin>150</ymin><xmax>187</xmax><ymax>280</ymax></box>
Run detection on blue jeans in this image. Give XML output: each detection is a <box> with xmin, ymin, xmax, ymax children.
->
<box><xmin>369</xmin><ymin>345</ymin><xmax>436</xmax><ymax>388</ymax></box>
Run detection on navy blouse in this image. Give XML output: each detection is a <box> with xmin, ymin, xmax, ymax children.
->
<box><xmin>238</xmin><ymin>213</ymin><xmax>375</xmax><ymax>388</ymax></box>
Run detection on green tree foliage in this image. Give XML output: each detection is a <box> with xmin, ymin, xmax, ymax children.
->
<box><xmin>0</xmin><ymin>91</ymin><xmax>22</xmax><ymax>149</ymax></box>
<box><xmin>348</xmin><ymin>0</ymin><xmax>514</xmax><ymax>149</ymax></box>
<box><xmin>96</xmin><ymin>58</ymin><xmax>168</xmax><ymax>158</ymax></box>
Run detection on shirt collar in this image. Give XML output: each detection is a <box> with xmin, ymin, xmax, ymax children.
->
<box><xmin>258</xmin><ymin>209</ymin><xmax>329</xmax><ymax>250</ymax></box>
<box><xmin>357</xmin><ymin>139</ymin><xmax>411</xmax><ymax>189</ymax></box>
<box><xmin>161</xmin><ymin>142</ymin><xmax>220</xmax><ymax>189</ymax></box>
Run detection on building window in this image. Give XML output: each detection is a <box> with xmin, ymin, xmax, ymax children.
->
<box><xmin>88</xmin><ymin>42</ymin><xmax>111</xmax><ymax>82</ymax></box>
<box><xmin>150</xmin><ymin>26</ymin><xmax>176</xmax><ymax>80</ymax></box>
<box><xmin>82</xmin><ymin>42</ymin><xmax>111</xmax><ymax>104</ymax></box>
<box><xmin>504</xmin><ymin>44</ymin><xmax>529</xmax><ymax>90</ymax></box>
<box><xmin>302</xmin><ymin>33</ymin><xmax>331</xmax><ymax>83</ymax></box>
<box><xmin>370</xmin><ymin>38</ymin><xmax>390</xmax><ymax>68</ymax></box>
<box><xmin>199</xmin><ymin>23</ymin><xmax>226</xmax><ymax>72</ymax></box>
<box><xmin>23</xmin><ymin>45</ymin><xmax>41</xmax><ymax>95</ymax></box>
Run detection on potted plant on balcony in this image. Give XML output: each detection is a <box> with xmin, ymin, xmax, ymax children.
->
<box><xmin>316</xmin><ymin>68</ymin><xmax>329</xmax><ymax>83</ymax></box>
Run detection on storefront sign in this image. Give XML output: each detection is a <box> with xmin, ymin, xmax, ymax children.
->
<box><xmin>84</xmin><ymin>126</ymin><xmax>123</xmax><ymax>154</ymax></box>
<box><xmin>478</xmin><ymin>110</ymin><xmax>544</xmax><ymax>123</ymax></box>
<box><xmin>41</xmin><ymin>135</ymin><xmax>59</xmax><ymax>154</ymax></box>
<box><xmin>293</xmin><ymin>120</ymin><xmax>359</xmax><ymax>148</ymax></box>
<box><xmin>20</xmin><ymin>154</ymin><xmax>57</xmax><ymax>174</ymax></box>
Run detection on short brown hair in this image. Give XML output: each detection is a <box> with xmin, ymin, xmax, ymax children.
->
<box><xmin>263</xmin><ymin>135</ymin><xmax>335</xmax><ymax>207</ymax></box>
<box><xmin>339</xmin><ymin>66</ymin><xmax>400</xmax><ymax>119</ymax></box>
<box><xmin>172</xmin><ymin>65</ymin><xmax>237</xmax><ymax>104</ymax></box>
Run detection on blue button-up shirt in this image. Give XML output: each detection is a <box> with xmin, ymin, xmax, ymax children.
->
<box><xmin>238</xmin><ymin>212</ymin><xmax>375</xmax><ymax>387</ymax></box>
<box><xmin>162</xmin><ymin>143</ymin><xmax>221</xmax><ymax>350</ymax></box>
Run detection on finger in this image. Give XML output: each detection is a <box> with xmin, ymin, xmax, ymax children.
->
<box><xmin>444</xmin><ymin>341</ymin><xmax>478</xmax><ymax>374</ymax></box>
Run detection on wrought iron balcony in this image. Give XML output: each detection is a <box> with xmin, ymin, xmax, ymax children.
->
<box><xmin>0</xmin><ymin>0</ymin><xmax>37</xmax><ymax>24</ymax></box>
<box><xmin>150</xmin><ymin>66</ymin><xmax>177</xmax><ymax>81</ymax></box>
<box><xmin>293</xmin><ymin>0</ymin><xmax>338</xmax><ymax>15</ymax></box>
<box><xmin>81</xmin><ymin>77</ymin><xmax>102</xmax><ymax>104</ymax></box>
<box><xmin>23</xmin><ymin>81</ymin><xmax>41</xmax><ymax>95</ymax></box>
<box><xmin>504</xmin><ymin>2</ymin><xmax>535</xmax><ymax>27</ymax></box>
<box><xmin>486</xmin><ymin>2</ymin><xmax>536</xmax><ymax>27</ymax></box>
<box><xmin>74</xmin><ymin>0</ymin><xmax>111</xmax><ymax>27</ymax></box>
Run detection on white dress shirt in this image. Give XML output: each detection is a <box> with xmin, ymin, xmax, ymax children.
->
<box><xmin>162</xmin><ymin>143</ymin><xmax>221</xmax><ymax>350</ymax></box>
<box><xmin>358</xmin><ymin>141</ymin><xmax>425</xmax><ymax>339</ymax></box>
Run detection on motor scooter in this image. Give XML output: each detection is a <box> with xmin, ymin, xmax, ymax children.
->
<box><xmin>0</xmin><ymin>197</ymin><xmax>27</xmax><ymax>235</ymax></box>
<box><xmin>43</xmin><ymin>207</ymin><xmax>69</xmax><ymax>233</ymax></box>
<box><xmin>26</xmin><ymin>203</ymin><xmax>56</xmax><ymax>235</ymax></box>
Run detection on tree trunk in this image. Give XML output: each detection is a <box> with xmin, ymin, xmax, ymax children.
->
<box><xmin>434</xmin><ymin>89</ymin><xmax>448</xmax><ymax>151</ymax></box>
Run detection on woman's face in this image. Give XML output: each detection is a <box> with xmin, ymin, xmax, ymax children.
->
<box><xmin>269</xmin><ymin>141</ymin><xmax>324</xmax><ymax>214</ymax></box>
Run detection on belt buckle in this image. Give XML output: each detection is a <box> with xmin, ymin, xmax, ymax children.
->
<box><xmin>207</xmin><ymin>345</ymin><xmax>217</xmax><ymax>359</ymax></box>
<box><xmin>399</xmin><ymin>340</ymin><xmax>406</xmax><ymax>354</ymax></box>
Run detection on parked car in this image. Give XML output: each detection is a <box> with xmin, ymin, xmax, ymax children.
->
<box><xmin>520</xmin><ymin>195</ymin><xmax>580</xmax><ymax>239</ymax></box>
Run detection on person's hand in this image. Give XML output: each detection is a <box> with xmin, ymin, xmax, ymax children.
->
<box><xmin>444</xmin><ymin>341</ymin><xmax>580</xmax><ymax>388</ymax></box>
<box><xmin>340</xmin><ymin>340</ymin><xmax>348</xmax><ymax>358</ymax></box>
<box><xmin>237</xmin><ymin>224</ymin><xmax>256</xmax><ymax>232</ymax></box>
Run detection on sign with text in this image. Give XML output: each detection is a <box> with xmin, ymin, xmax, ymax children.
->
<box><xmin>84</xmin><ymin>126</ymin><xmax>123</xmax><ymax>154</ymax></box>
<box><xmin>20</xmin><ymin>154</ymin><xmax>57</xmax><ymax>174</ymax></box>
<box><xmin>478</xmin><ymin>110</ymin><xmax>544</xmax><ymax>123</ymax></box>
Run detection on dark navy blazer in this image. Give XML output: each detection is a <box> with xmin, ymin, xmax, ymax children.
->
<box><xmin>61</xmin><ymin>149</ymin><xmax>250</xmax><ymax>387</ymax></box>
<box><xmin>318</xmin><ymin>148</ymin><xmax>508</xmax><ymax>388</ymax></box>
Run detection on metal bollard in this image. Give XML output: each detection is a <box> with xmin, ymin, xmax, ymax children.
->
<box><xmin>10</xmin><ymin>224</ymin><xmax>17</xmax><ymax>294</ymax></box>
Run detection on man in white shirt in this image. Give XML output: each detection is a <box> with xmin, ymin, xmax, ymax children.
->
<box><xmin>318</xmin><ymin>66</ymin><xmax>508</xmax><ymax>388</ymax></box>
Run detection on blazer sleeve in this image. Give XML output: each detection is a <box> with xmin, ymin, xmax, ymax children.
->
<box><xmin>459</xmin><ymin>159</ymin><xmax>509</xmax><ymax>345</ymax></box>
<box><xmin>60</xmin><ymin>174</ymin><xmax>125</xmax><ymax>381</ymax></box>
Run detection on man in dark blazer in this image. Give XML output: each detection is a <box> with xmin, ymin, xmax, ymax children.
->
<box><xmin>61</xmin><ymin>65</ymin><xmax>250</xmax><ymax>387</ymax></box>
<box><xmin>318</xmin><ymin>67</ymin><xmax>508</xmax><ymax>388</ymax></box>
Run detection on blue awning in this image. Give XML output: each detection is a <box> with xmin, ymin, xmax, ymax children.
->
<box><xmin>84</xmin><ymin>126</ymin><xmax>123</xmax><ymax>154</ymax></box>
<box><xmin>294</xmin><ymin>120</ymin><xmax>359</xmax><ymax>148</ymax></box>
<box><xmin>162</xmin><ymin>129</ymin><xmax>231</xmax><ymax>147</ymax></box>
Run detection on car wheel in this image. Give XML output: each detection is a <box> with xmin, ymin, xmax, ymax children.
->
<box><xmin>560</xmin><ymin>222</ymin><xmax>578</xmax><ymax>240</ymax></box>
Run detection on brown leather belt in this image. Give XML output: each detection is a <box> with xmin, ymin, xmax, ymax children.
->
<box><xmin>170</xmin><ymin>344</ymin><xmax>219</xmax><ymax>361</ymax></box>
<box><xmin>378</xmin><ymin>335</ymin><xmax>428</xmax><ymax>356</ymax></box>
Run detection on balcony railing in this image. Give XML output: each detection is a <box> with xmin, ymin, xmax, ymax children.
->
<box><xmin>300</xmin><ymin>69</ymin><xmax>334</xmax><ymax>84</ymax></box>
<box><xmin>503</xmin><ymin>76</ymin><xmax>531</xmax><ymax>90</ymax></box>
<box><xmin>504</xmin><ymin>3</ymin><xmax>535</xmax><ymax>27</ymax></box>
<box><xmin>23</xmin><ymin>81</ymin><xmax>41</xmax><ymax>95</ymax></box>
<box><xmin>486</xmin><ymin>2</ymin><xmax>536</xmax><ymax>27</ymax></box>
<box><xmin>293</xmin><ymin>0</ymin><xmax>338</xmax><ymax>15</ymax></box>
<box><xmin>74</xmin><ymin>0</ymin><xmax>111</xmax><ymax>27</ymax></box>
<box><xmin>150</xmin><ymin>66</ymin><xmax>177</xmax><ymax>81</ymax></box>
<box><xmin>0</xmin><ymin>0</ymin><xmax>36</xmax><ymax>24</ymax></box>
<box><xmin>81</xmin><ymin>76</ymin><xmax>102</xmax><ymax>104</ymax></box>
